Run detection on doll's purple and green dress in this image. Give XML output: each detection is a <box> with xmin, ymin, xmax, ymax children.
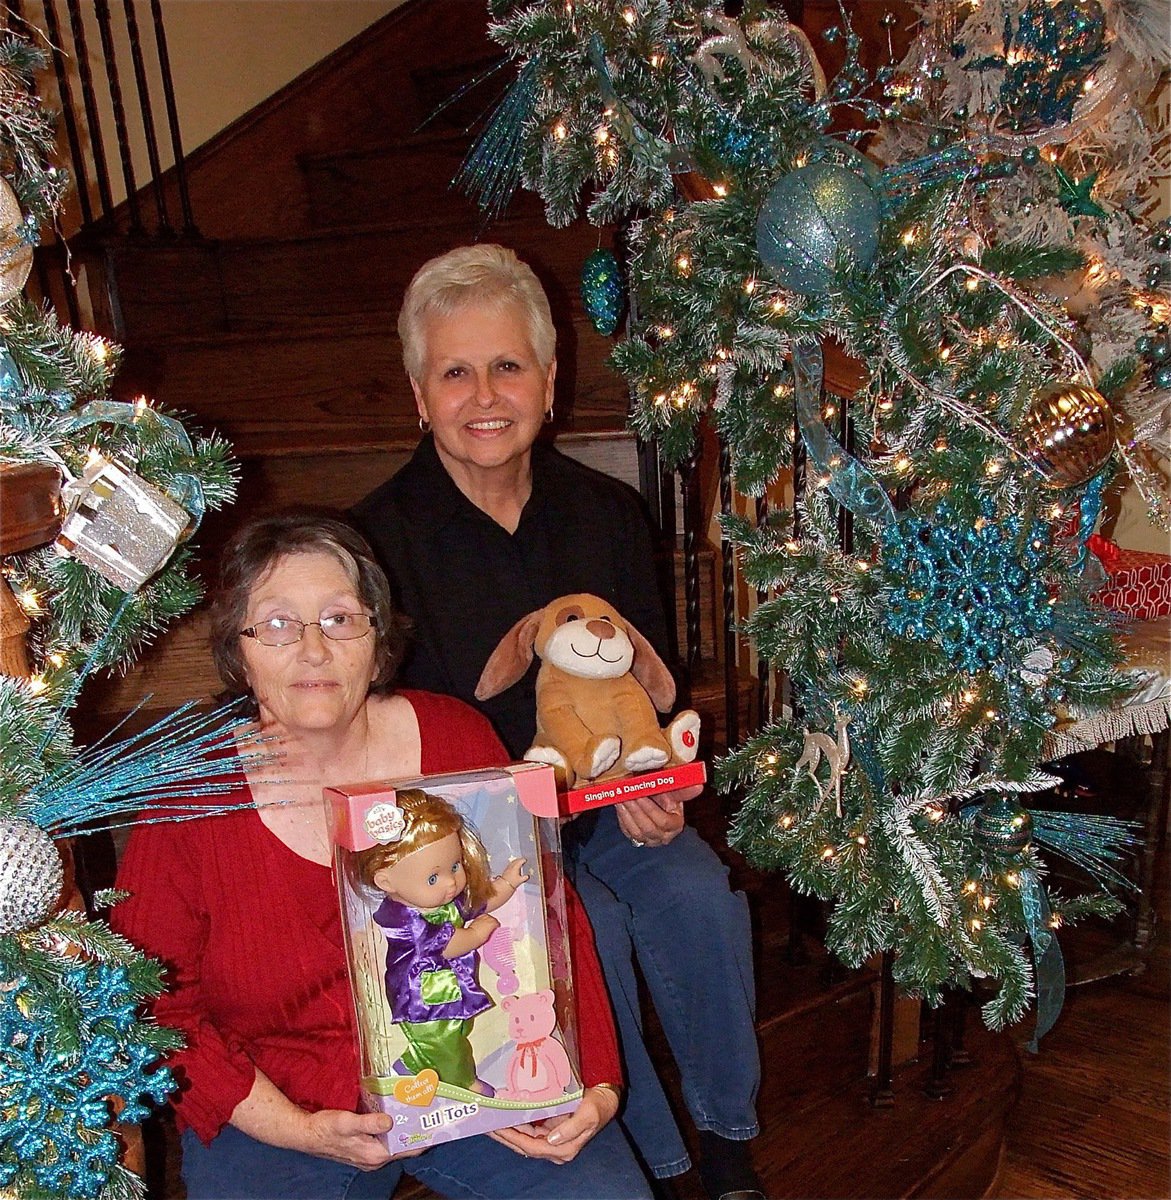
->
<box><xmin>373</xmin><ymin>895</ymin><xmax>491</xmax><ymax>1089</ymax></box>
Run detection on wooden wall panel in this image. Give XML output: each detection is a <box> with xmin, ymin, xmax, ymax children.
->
<box><xmin>117</xmin><ymin>308</ymin><xmax>626</xmax><ymax>458</ymax></box>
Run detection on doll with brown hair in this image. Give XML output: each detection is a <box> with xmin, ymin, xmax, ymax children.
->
<box><xmin>353</xmin><ymin>789</ymin><xmax>530</xmax><ymax>1094</ymax></box>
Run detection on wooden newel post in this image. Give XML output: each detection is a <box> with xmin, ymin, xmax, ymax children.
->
<box><xmin>1</xmin><ymin>463</ymin><xmax>68</xmax><ymax>901</ymax></box>
<box><xmin>0</xmin><ymin>461</ymin><xmax>147</xmax><ymax>1177</ymax></box>
<box><xmin>0</xmin><ymin>576</ymin><xmax>31</xmax><ymax>677</ymax></box>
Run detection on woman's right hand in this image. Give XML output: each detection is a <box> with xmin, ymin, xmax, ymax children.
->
<box><xmin>231</xmin><ymin>1074</ymin><xmax>421</xmax><ymax>1171</ymax></box>
<box><xmin>302</xmin><ymin>1108</ymin><xmax>419</xmax><ymax>1169</ymax></box>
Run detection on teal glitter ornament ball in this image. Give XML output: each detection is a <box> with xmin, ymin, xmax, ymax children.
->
<box><xmin>580</xmin><ymin>249</ymin><xmax>625</xmax><ymax>336</ymax></box>
<box><xmin>975</xmin><ymin>796</ymin><xmax>1035</xmax><ymax>855</ymax></box>
<box><xmin>755</xmin><ymin>162</ymin><xmax>880</xmax><ymax>295</ymax></box>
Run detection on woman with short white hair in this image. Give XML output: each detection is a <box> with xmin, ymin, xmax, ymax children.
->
<box><xmin>355</xmin><ymin>244</ymin><xmax>762</xmax><ymax>1199</ymax></box>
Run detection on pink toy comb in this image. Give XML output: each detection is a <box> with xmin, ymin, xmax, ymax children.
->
<box><xmin>482</xmin><ymin>924</ymin><xmax>520</xmax><ymax>996</ymax></box>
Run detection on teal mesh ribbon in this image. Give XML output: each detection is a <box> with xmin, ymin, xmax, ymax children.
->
<box><xmin>792</xmin><ymin>341</ymin><xmax>896</xmax><ymax>527</ymax></box>
<box><xmin>1072</xmin><ymin>469</ymin><xmax>1106</xmax><ymax>572</ymax></box>
<box><xmin>66</xmin><ymin>400</ymin><xmax>205</xmax><ymax>531</ymax></box>
<box><xmin>1020</xmin><ymin>867</ymin><xmax>1065</xmax><ymax>1051</ymax></box>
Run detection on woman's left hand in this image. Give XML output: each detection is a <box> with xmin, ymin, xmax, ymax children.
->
<box><xmin>487</xmin><ymin>1084</ymin><xmax>620</xmax><ymax>1164</ymax></box>
<box><xmin>615</xmin><ymin>786</ymin><xmax>701</xmax><ymax>848</ymax></box>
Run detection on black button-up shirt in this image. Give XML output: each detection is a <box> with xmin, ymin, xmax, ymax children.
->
<box><xmin>353</xmin><ymin>435</ymin><xmax>670</xmax><ymax>760</ymax></box>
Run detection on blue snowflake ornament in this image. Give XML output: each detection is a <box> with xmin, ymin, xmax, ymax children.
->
<box><xmin>0</xmin><ymin>960</ymin><xmax>174</xmax><ymax>1198</ymax></box>
<box><xmin>881</xmin><ymin>506</ymin><xmax>1055</xmax><ymax>672</ymax></box>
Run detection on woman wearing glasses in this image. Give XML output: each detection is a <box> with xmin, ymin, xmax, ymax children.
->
<box><xmin>111</xmin><ymin>512</ymin><xmax>650</xmax><ymax>1200</ymax></box>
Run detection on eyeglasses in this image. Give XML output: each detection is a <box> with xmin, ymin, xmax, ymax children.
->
<box><xmin>239</xmin><ymin>613</ymin><xmax>375</xmax><ymax>647</ymax></box>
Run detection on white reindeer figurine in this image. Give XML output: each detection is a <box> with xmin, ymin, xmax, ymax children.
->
<box><xmin>794</xmin><ymin>712</ymin><xmax>851</xmax><ymax>816</ymax></box>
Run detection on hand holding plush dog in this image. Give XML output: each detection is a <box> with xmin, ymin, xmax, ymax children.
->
<box><xmin>475</xmin><ymin>593</ymin><xmax>700</xmax><ymax>788</ymax></box>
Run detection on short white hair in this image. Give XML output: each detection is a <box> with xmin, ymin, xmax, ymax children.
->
<box><xmin>397</xmin><ymin>244</ymin><xmax>556</xmax><ymax>380</ymax></box>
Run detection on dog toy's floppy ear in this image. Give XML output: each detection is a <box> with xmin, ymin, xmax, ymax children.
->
<box><xmin>475</xmin><ymin>609</ymin><xmax>544</xmax><ymax>700</ymax></box>
<box><xmin>625</xmin><ymin>623</ymin><xmax>676</xmax><ymax>712</ymax></box>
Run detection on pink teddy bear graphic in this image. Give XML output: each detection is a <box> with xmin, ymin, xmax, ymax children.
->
<box><xmin>497</xmin><ymin>990</ymin><xmax>572</xmax><ymax>1101</ymax></box>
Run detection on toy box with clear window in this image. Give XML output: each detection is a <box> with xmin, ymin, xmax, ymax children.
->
<box><xmin>326</xmin><ymin>763</ymin><xmax>582</xmax><ymax>1151</ymax></box>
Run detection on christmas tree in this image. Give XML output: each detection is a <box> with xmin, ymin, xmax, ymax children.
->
<box><xmin>463</xmin><ymin>0</ymin><xmax>1163</xmax><ymax>1040</ymax></box>
<box><xmin>1</xmin><ymin>34</ymin><xmax>244</xmax><ymax>1200</ymax></box>
<box><xmin>871</xmin><ymin>0</ymin><xmax>1170</xmax><ymax>528</ymax></box>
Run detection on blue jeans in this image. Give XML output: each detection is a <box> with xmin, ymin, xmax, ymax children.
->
<box><xmin>182</xmin><ymin>1120</ymin><xmax>652</xmax><ymax>1199</ymax></box>
<box><xmin>569</xmin><ymin>809</ymin><xmax>759</xmax><ymax>1178</ymax></box>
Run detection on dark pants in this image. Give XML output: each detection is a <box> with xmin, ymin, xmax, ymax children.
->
<box><xmin>569</xmin><ymin>808</ymin><xmax>760</xmax><ymax>1178</ymax></box>
<box><xmin>181</xmin><ymin>1120</ymin><xmax>652</xmax><ymax>1200</ymax></box>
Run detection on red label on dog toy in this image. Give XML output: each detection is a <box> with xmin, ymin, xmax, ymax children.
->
<box><xmin>560</xmin><ymin>759</ymin><xmax>707</xmax><ymax>814</ymax></box>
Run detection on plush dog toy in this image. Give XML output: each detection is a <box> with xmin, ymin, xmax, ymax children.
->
<box><xmin>475</xmin><ymin>593</ymin><xmax>701</xmax><ymax>788</ymax></box>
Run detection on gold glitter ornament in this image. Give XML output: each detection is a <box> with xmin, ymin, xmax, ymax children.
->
<box><xmin>0</xmin><ymin>178</ymin><xmax>33</xmax><ymax>306</ymax></box>
<box><xmin>1023</xmin><ymin>382</ymin><xmax>1115</xmax><ymax>489</ymax></box>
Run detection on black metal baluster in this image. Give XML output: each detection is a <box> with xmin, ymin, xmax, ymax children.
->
<box><xmin>93</xmin><ymin>0</ymin><xmax>142</xmax><ymax>234</ymax></box>
<box><xmin>678</xmin><ymin>447</ymin><xmax>703</xmax><ymax>676</ymax></box>
<box><xmin>755</xmin><ymin>493</ymin><xmax>770</xmax><ymax>731</ymax></box>
<box><xmin>836</xmin><ymin>391</ymin><xmax>854</xmax><ymax>554</ymax></box>
<box><xmin>659</xmin><ymin>450</ymin><xmax>681</xmax><ymax>668</ymax></box>
<box><xmin>719</xmin><ymin>437</ymin><xmax>739</xmax><ymax>750</ymax></box>
<box><xmin>51</xmin><ymin>233</ymin><xmax>80</xmax><ymax>326</ymax></box>
<box><xmin>638</xmin><ymin>435</ymin><xmax>662</xmax><ymax>537</ymax></box>
<box><xmin>148</xmin><ymin>0</ymin><xmax>197</xmax><ymax>236</ymax></box>
<box><xmin>639</xmin><ymin>434</ymin><xmax>681</xmax><ymax>669</ymax></box>
<box><xmin>41</xmin><ymin>0</ymin><xmax>94</xmax><ymax>228</ymax></box>
<box><xmin>65</xmin><ymin>0</ymin><xmax>115</xmax><ymax>221</ymax></box>
<box><xmin>871</xmin><ymin>949</ymin><xmax>896</xmax><ymax>1106</ymax></box>
<box><xmin>32</xmin><ymin>241</ymin><xmax>53</xmax><ymax>305</ymax></box>
<box><xmin>122</xmin><ymin>0</ymin><xmax>171</xmax><ymax>234</ymax></box>
<box><xmin>924</xmin><ymin>999</ymin><xmax>955</xmax><ymax>1098</ymax></box>
<box><xmin>950</xmin><ymin>991</ymin><xmax>971</xmax><ymax>1068</ymax></box>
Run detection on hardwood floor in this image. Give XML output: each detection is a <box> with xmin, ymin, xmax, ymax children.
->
<box><xmin>993</xmin><ymin>878</ymin><xmax>1170</xmax><ymax>1200</ymax></box>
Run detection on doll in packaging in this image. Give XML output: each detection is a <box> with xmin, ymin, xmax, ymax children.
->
<box><xmin>352</xmin><ymin>789</ymin><xmax>529</xmax><ymax>1093</ymax></box>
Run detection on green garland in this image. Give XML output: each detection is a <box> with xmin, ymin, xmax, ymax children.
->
<box><xmin>473</xmin><ymin>0</ymin><xmax>1141</xmax><ymax>1034</ymax></box>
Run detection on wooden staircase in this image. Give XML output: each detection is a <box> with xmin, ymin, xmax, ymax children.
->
<box><xmin>64</xmin><ymin>0</ymin><xmax>751</xmax><ymax>751</ymax></box>
<box><xmin>61</xmin><ymin>4</ymin><xmax>1017</xmax><ymax>1196</ymax></box>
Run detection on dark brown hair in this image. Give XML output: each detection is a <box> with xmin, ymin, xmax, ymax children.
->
<box><xmin>208</xmin><ymin>510</ymin><xmax>410</xmax><ymax>701</ymax></box>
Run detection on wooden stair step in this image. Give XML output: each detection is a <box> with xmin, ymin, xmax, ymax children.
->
<box><xmin>112</xmin><ymin>319</ymin><xmax>628</xmax><ymax>458</ymax></box>
<box><xmin>687</xmin><ymin>657</ymin><xmax>757</xmax><ymax>755</ymax></box>
<box><xmin>92</xmin><ymin>216</ymin><xmax>617</xmax><ymax>345</ymax></box>
<box><xmin>299</xmin><ymin>132</ymin><xmax>551</xmax><ymax>233</ymax></box>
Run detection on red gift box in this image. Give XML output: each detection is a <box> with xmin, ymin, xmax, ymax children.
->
<box><xmin>1089</xmin><ymin>535</ymin><xmax>1171</xmax><ymax>620</ymax></box>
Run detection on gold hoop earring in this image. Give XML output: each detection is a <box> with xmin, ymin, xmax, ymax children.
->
<box><xmin>419</xmin><ymin>417</ymin><xmax>431</xmax><ymax>433</ymax></box>
<box><xmin>544</xmin><ymin>407</ymin><xmax>554</xmax><ymax>424</ymax></box>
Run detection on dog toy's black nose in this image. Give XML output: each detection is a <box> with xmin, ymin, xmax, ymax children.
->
<box><xmin>586</xmin><ymin>619</ymin><xmax>616</xmax><ymax>640</ymax></box>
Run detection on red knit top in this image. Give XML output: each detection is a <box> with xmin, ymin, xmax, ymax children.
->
<box><xmin>112</xmin><ymin>690</ymin><xmax>620</xmax><ymax>1145</ymax></box>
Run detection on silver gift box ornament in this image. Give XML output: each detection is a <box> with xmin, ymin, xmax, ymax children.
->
<box><xmin>54</xmin><ymin>455</ymin><xmax>189</xmax><ymax>591</ymax></box>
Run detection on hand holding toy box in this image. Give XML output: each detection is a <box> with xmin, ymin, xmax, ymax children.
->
<box><xmin>326</xmin><ymin>763</ymin><xmax>582</xmax><ymax>1150</ymax></box>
